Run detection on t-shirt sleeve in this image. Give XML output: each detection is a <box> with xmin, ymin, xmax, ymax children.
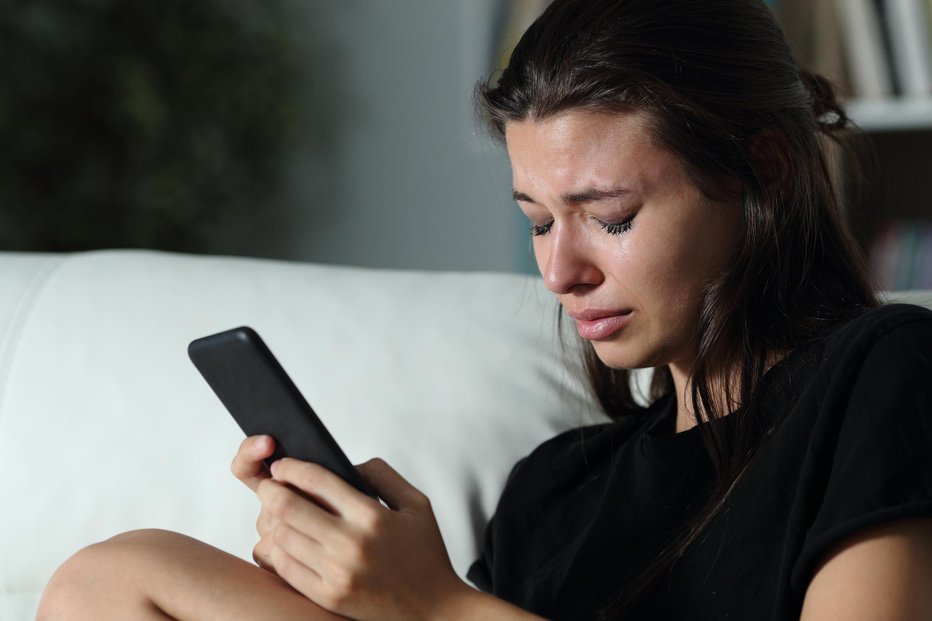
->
<box><xmin>792</xmin><ymin>315</ymin><xmax>932</xmax><ymax>588</ymax></box>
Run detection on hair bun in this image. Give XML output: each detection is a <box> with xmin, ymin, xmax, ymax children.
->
<box><xmin>799</xmin><ymin>69</ymin><xmax>849</xmax><ymax>132</ymax></box>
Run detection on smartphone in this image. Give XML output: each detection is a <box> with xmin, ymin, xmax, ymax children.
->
<box><xmin>188</xmin><ymin>326</ymin><xmax>376</xmax><ymax>498</ymax></box>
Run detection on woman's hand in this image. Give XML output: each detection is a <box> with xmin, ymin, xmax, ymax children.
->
<box><xmin>232</xmin><ymin>438</ymin><xmax>544</xmax><ymax>620</ymax></box>
<box><xmin>231</xmin><ymin>435</ymin><xmax>276</xmax><ymax>492</ymax></box>
<box><xmin>252</xmin><ymin>456</ymin><xmax>471</xmax><ymax>621</ymax></box>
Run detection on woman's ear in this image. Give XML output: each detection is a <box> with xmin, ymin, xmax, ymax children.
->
<box><xmin>748</xmin><ymin>129</ymin><xmax>792</xmax><ymax>192</ymax></box>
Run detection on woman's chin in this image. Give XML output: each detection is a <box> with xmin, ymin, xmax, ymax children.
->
<box><xmin>589</xmin><ymin>343</ymin><xmax>654</xmax><ymax>370</ymax></box>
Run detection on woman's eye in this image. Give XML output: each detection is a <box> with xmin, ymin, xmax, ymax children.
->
<box><xmin>530</xmin><ymin>221</ymin><xmax>553</xmax><ymax>237</ymax></box>
<box><xmin>598</xmin><ymin>216</ymin><xmax>634</xmax><ymax>235</ymax></box>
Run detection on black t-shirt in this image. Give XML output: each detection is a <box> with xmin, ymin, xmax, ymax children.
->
<box><xmin>467</xmin><ymin>304</ymin><xmax>932</xmax><ymax>620</ymax></box>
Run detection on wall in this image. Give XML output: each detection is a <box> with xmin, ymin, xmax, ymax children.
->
<box><xmin>266</xmin><ymin>0</ymin><xmax>528</xmax><ymax>272</ymax></box>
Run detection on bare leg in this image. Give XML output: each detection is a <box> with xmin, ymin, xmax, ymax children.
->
<box><xmin>37</xmin><ymin>529</ymin><xmax>348</xmax><ymax>621</ymax></box>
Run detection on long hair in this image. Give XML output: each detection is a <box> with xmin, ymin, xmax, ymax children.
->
<box><xmin>476</xmin><ymin>0</ymin><xmax>876</xmax><ymax>615</ymax></box>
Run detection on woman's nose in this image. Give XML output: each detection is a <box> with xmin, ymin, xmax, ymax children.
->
<box><xmin>539</xmin><ymin>227</ymin><xmax>603</xmax><ymax>294</ymax></box>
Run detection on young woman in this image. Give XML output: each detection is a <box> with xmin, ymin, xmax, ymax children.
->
<box><xmin>37</xmin><ymin>0</ymin><xmax>932</xmax><ymax>619</ymax></box>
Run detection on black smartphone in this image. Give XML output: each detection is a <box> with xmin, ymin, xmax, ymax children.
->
<box><xmin>188</xmin><ymin>326</ymin><xmax>376</xmax><ymax>498</ymax></box>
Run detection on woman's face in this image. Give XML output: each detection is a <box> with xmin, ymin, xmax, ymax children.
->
<box><xmin>505</xmin><ymin>110</ymin><xmax>741</xmax><ymax>372</ymax></box>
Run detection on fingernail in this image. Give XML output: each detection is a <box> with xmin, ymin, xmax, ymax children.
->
<box><xmin>270</xmin><ymin>460</ymin><xmax>280</xmax><ymax>477</ymax></box>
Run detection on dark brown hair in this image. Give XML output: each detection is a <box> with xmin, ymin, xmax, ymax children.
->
<box><xmin>476</xmin><ymin>0</ymin><xmax>876</xmax><ymax>616</ymax></box>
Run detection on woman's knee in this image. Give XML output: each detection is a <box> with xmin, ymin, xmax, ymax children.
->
<box><xmin>36</xmin><ymin>529</ymin><xmax>181</xmax><ymax>620</ymax></box>
<box><xmin>37</xmin><ymin>540</ymin><xmax>110</xmax><ymax>619</ymax></box>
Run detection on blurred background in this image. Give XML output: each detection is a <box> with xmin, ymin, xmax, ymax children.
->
<box><xmin>1</xmin><ymin>0</ymin><xmax>930</xmax><ymax>282</ymax></box>
<box><xmin>0</xmin><ymin>0</ymin><xmax>531</xmax><ymax>272</ymax></box>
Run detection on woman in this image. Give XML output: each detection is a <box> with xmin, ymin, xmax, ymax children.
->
<box><xmin>37</xmin><ymin>0</ymin><xmax>932</xmax><ymax>619</ymax></box>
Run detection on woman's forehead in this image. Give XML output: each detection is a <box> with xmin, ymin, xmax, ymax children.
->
<box><xmin>504</xmin><ymin>110</ymin><xmax>676</xmax><ymax>195</ymax></box>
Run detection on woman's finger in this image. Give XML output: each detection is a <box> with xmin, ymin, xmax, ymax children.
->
<box><xmin>270</xmin><ymin>521</ymin><xmax>328</xmax><ymax>572</ymax></box>
<box><xmin>266</xmin><ymin>542</ymin><xmax>326</xmax><ymax>606</ymax></box>
<box><xmin>256</xmin><ymin>478</ymin><xmax>342</xmax><ymax>543</ymax></box>
<box><xmin>270</xmin><ymin>458</ymin><xmax>378</xmax><ymax>517</ymax></box>
<box><xmin>256</xmin><ymin>508</ymin><xmax>274</xmax><ymax>538</ymax></box>
<box><xmin>254</xmin><ymin>528</ymin><xmax>326</xmax><ymax>581</ymax></box>
<box><xmin>356</xmin><ymin>458</ymin><xmax>426</xmax><ymax>511</ymax></box>
<box><xmin>231</xmin><ymin>435</ymin><xmax>275</xmax><ymax>492</ymax></box>
<box><xmin>252</xmin><ymin>536</ymin><xmax>275</xmax><ymax>572</ymax></box>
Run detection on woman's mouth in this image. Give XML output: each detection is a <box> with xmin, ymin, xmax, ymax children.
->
<box><xmin>569</xmin><ymin>309</ymin><xmax>634</xmax><ymax>340</ymax></box>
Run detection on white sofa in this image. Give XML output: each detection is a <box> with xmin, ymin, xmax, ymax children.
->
<box><xmin>0</xmin><ymin>250</ymin><xmax>607</xmax><ymax>619</ymax></box>
<box><xmin>2</xmin><ymin>251</ymin><xmax>929</xmax><ymax>620</ymax></box>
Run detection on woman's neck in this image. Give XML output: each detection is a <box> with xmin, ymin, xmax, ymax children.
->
<box><xmin>669</xmin><ymin>361</ymin><xmax>699</xmax><ymax>433</ymax></box>
<box><xmin>668</xmin><ymin>350</ymin><xmax>786</xmax><ymax>433</ymax></box>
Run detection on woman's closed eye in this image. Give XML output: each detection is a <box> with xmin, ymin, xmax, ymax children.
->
<box><xmin>528</xmin><ymin>216</ymin><xmax>635</xmax><ymax>237</ymax></box>
<box><xmin>530</xmin><ymin>221</ymin><xmax>554</xmax><ymax>237</ymax></box>
<box><xmin>597</xmin><ymin>215</ymin><xmax>635</xmax><ymax>235</ymax></box>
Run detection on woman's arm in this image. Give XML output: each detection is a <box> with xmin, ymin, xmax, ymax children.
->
<box><xmin>801</xmin><ymin>517</ymin><xmax>932</xmax><ymax>620</ymax></box>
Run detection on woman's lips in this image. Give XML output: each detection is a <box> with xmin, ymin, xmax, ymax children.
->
<box><xmin>570</xmin><ymin>310</ymin><xmax>633</xmax><ymax>340</ymax></box>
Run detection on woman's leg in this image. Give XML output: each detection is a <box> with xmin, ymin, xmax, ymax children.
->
<box><xmin>37</xmin><ymin>529</ymin><xmax>348</xmax><ymax>621</ymax></box>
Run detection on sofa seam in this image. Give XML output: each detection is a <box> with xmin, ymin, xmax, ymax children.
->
<box><xmin>0</xmin><ymin>254</ymin><xmax>67</xmax><ymax>593</ymax></box>
<box><xmin>0</xmin><ymin>254</ymin><xmax>67</xmax><ymax>420</ymax></box>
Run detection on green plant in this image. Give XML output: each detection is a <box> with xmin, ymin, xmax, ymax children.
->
<box><xmin>0</xmin><ymin>0</ymin><xmax>311</xmax><ymax>252</ymax></box>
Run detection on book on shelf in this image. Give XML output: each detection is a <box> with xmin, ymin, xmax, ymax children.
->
<box><xmin>874</xmin><ymin>0</ymin><xmax>905</xmax><ymax>94</ymax></box>
<box><xmin>776</xmin><ymin>0</ymin><xmax>850</xmax><ymax>94</ymax></box>
<box><xmin>929</xmin><ymin>0</ymin><xmax>932</xmax><ymax>40</ymax></box>
<box><xmin>871</xmin><ymin>221</ymin><xmax>932</xmax><ymax>290</ymax></box>
<box><xmin>834</xmin><ymin>0</ymin><xmax>894</xmax><ymax>98</ymax></box>
<box><xmin>829</xmin><ymin>0</ymin><xmax>932</xmax><ymax>99</ymax></box>
<box><xmin>883</xmin><ymin>0</ymin><xmax>932</xmax><ymax>96</ymax></box>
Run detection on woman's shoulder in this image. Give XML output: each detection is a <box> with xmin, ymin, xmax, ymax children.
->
<box><xmin>817</xmin><ymin>302</ymin><xmax>932</xmax><ymax>373</ymax></box>
<box><xmin>827</xmin><ymin>302</ymin><xmax>932</xmax><ymax>343</ymax></box>
<box><xmin>773</xmin><ymin>302</ymin><xmax>932</xmax><ymax>411</ymax></box>
<box><xmin>763</xmin><ymin>301</ymin><xmax>932</xmax><ymax>454</ymax></box>
<box><xmin>503</xmin><ymin>423</ymin><xmax>615</xmax><ymax>491</ymax></box>
<box><xmin>500</xmin><ymin>398</ymin><xmax>669</xmax><ymax>500</ymax></box>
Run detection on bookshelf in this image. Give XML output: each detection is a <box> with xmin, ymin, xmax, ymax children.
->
<box><xmin>775</xmin><ymin>0</ymin><xmax>932</xmax><ymax>290</ymax></box>
<box><xmin>847</xmin><ymin>97</ymin><xmax>932</xmax><ymax>131</ymax></box>
<box><xmin>843</xmin><ymin>122</ymin><xmax>932</xmax><ymax>290</ymax></box>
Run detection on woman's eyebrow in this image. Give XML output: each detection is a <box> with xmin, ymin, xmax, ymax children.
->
<box><xmin>512</xmin><ymin>187</ymin><xmax>631</xmax><ymax>204</ymax></box>
<box><xmin>562</xmin><ymin>187</ymin><xmax>631</xmax><ymax>204</ymax></box>
<box><xmin>512</xmin><ymin>190</ymin><xmax>536</xmax><ymax>203</ymax></box>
